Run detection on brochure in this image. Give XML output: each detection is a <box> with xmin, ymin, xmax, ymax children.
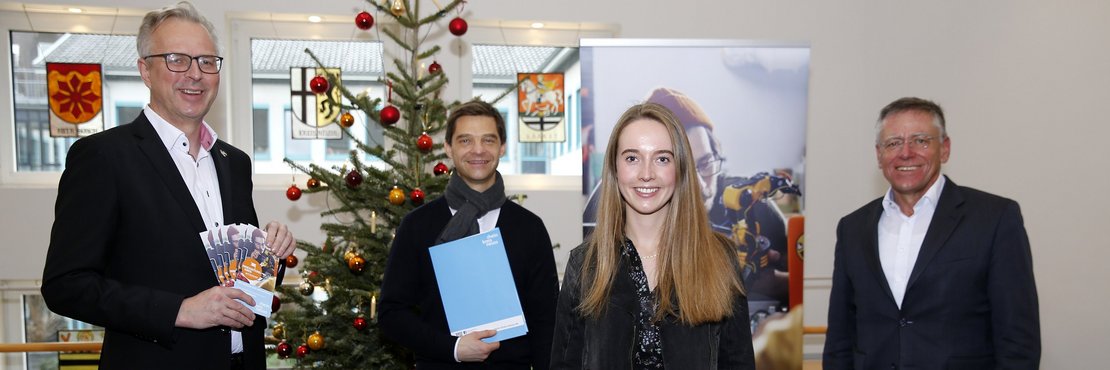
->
<box><xmin>429</xmin><ymin>228</ymin><xmax>527</xmax><ymax>343</ymax></box>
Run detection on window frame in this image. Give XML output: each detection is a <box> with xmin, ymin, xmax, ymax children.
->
<box><xmin>0</xmin><ymin>7</ymin><xmax>144</xmax><ymax>186</ymax></box>
<box><xmin>1</xmin><ymin>10</ymin><xmax>614</xmax><ymax>191</ymax></box>
<box><xmin>228</xmin><ymin>16</ymin><xmax>401</xmax><ymax>187</ymax></box>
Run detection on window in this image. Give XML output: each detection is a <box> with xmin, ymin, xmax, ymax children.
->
<box><xmin>473</xmin><ymin>44</ymin><xmax>582</xmax><ymax>175</ymax></box>
<box><xmin>8</xmin><ymin>31</ymin><xmax>140</xmax><ymax>173</ymax></box>
<box><xmin>226</xmin><ymin>17</ymin><xmax>614</xmax><ymax>187</ymax></box>
<box><xmin>252</xmin><ymin>106</ymin><xmax>270</xmax><ymax>161</ymax></box>
<box><xmin>22</xmin><ymin>293</ymin><xmax>101</xmax><ymax>369</ymax></box>
<box><xmin>248</xmin><ymin>38</ymin><xmax>385</xmax><ymax>174</ymax></box>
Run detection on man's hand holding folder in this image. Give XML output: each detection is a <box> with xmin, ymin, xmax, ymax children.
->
<box><xmin>456</xmin><ymin>330</ymin><xmax>501</xmax><ymax>362</ymax></box>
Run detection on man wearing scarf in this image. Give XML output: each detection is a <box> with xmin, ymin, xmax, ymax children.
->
<box><xmin>379</xmin><ymin>100</ymin><xmax>558</xmax><ymax>370</ymax></box>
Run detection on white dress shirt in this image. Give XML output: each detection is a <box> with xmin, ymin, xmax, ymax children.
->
<box><xmin>145</xmin><ymin>107</ymin><xmax>242</xmax><ymax>353</ymax></box>
<box><xmin>878</xmin><ymin>175</ymin><xmax>945</xmax><ymax>309</ymax></box>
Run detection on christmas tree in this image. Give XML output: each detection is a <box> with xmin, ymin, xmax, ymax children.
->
<box><xmin>270</xmin><ymin>0</ymin><xmax>473</xmax><ymax>367</ymax></box>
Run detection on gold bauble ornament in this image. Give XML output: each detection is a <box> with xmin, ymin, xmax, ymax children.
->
<box><xmin>299</xmin><ymin>281</ymin><xmax>315</xmax><ymax>295</ymax></box>
<box><xmin>388</xmin><ymin>185</ymin><xmax>405</xmax><ymax>205</ymax></box>
<box><xmin>389</xmin><ymin>0</ymin><xmax>406</xmax><ymax>16</ymax></box>
<box><xmin>339</xmin><ymin>111</ymin><xmax>355</xmax><ymax>128</ymax></box>
<box><xmin>348</xmin><ymin>255</ymin><xmax>367</xmax><ymax>273</ymax></box>
<box><xmin>272</xmin><ymin>323</ymin><xmax>285</xmax><ymax>339</ymax></box>
<box><xmin>307</xmin><ymin>331</ymin><xmax>325</xmax><ymax>350</ymax></box>
<box><xmin>344</xmin><ymin>249</ymin><xmax>357</xmax><ymax>263</ymax></box>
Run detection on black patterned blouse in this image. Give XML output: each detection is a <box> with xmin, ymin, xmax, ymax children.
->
<box><xmin>623</xmin><ymin>239</ymin><xmax>664</xmax><ymax>369</ymax></box>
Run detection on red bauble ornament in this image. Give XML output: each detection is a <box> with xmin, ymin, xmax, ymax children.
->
<box><xmin>271</xmin><ymin>295</ymin><xmax>281</xmax><ymax>313</ymax></box>
<box><xmin>355</xmin><ymin>11</ymin><xmax>374</xmax><ymax>30</ymax></box>
<box><xmin>339</xmin><ymin>111</ymin><xmax>355</xmax><ymax>128</ymax></box>
<box><xmin>296</xmin><ymin>344</ymin><xmax>310</xmax><ymax>358</ymax></box>
<box><xmin>309</xmin><ymin>75</ymin><xmax>329</xmax><ymax>94</ymax></box>
<box><xmin>286</xmin><ymin>185</ymin><xmax>302</xmax><ymax>201</ymax></box>
<box><xmin>428</xmin><ymin>61</ymin><xmax>442</xmax><ymax>74</ymax></box>
<box><xmin>276</xmin><ymin>340</ymin><xmax>293</xmax><ymax>358</ymax></box>
<box><xmin>307</xmin><ymin>270</ymin><xmax>321</xmax><ymax>283</ymax></box>
<box><xmin>410</xmin><ymin>188</ymin><xmax>425</xmax><ymax>205</ymax></box>
<box><xmin>345</xmin><ymin>170</ymin><xmax>363</xmax><ymax>188</ymax></box>
<box><xmin>416</xmin><ymin>133</ymin><xmax>433</xmax><ymax>153</ymax></box>
<box><xmin>348</xmin><ymin>255</ymin><xmax>366</xmax><ymax>273</ymax></box>
<box><xmin>306</xmin><ymin>177</ymin><xmax>320</xmax><ymax>189</ymax></box>
<box><xmin>380</xmin><ymin>105</ymin><xmax>400</xmax><ymax>126</ymax></box>
<box><xmin>353</xmin><ymin>315</ymin><xmax>369</xmax><ymax>331</ymax></box>
<box><xmin>433</xmin><ymin>162</ymin><xmax>449</xmax><ymax>176</ymax></box>
<box><xmin>284</xmin><ymin>254</ymin><xmax>299</xmax><ymax>268</ymax></box>
<box><xmin>448</xmin><ymin>17</ymin><xmax>468</xmax><ymax>36</ymax></box>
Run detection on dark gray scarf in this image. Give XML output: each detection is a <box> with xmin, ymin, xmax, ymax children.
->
<box><xmin>436</xmin><ymin>171</ymin><xmax>507</xmax><ymax>243</ymax></box>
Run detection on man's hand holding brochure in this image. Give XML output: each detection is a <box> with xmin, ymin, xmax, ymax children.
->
<box><xmin>199</xmin><ymin>223</ymin><xmax>281</xmax><ymax>317</ymax></box>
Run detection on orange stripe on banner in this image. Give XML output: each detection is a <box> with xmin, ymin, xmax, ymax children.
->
<box><xmin>787</xmin><ymin>215</ymin><xmax>805</xmax><ymax>309</ymax></box>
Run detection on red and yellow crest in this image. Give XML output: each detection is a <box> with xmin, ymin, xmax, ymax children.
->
<box><xmin>47</xmin><ymin>63</ymin><xmax>103</xmax><ymax>124</ymax></box>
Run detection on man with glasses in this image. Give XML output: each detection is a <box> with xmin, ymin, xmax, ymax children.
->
<box><xmin>42</xmin><ymin>2</ymin><xmax>295</xmax><ymax>369</ymax></box>
<box><xmin>823</xmin><ymin>97</ymin><xmax>1040</xmax><ymax>369</ymax></box>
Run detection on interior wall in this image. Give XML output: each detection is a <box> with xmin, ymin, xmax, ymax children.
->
<box><xmin>2</xmin><ymin>0</ymin><xmax>1109</xmax><ymax>367</ymax></box>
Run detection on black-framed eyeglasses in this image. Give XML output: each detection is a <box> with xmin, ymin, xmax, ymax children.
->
<box><xmin>695</xmin><ymin>155</ymin><xmax>723</xmax><ymax>177</ymax></box>
<box><xmin>143</xmin><ymin>53</ymin><xmax>223</xmax><ymax>74</ymax></box>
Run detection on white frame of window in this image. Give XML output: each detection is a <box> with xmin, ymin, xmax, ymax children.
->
<box><xmin>0</xmin><ymin>6</ymin><xmax>145</xmax><ymax>186</ymax></box>
<box><xmin>228</xmin><ymin>14</ymin><xmax>614</xmax><ymax>191</ymax></box>
<box><xmin>457</xmin><ymin>20</ymin><xmax>613</xmax><ymax>191</ymax></box>
<box><xmin>228</xmin><ymin>15</ymin><xmax>401</xmax><ymax>187</ymax></box>
<box><xmin>1</xmin><ymin>8</ymin><xmax>615</xmax><ymax>192</ymax></box>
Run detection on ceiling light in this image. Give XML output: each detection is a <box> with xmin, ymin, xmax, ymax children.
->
<box><xmin>531</xmin><ymin>22</ymin><xmax>545</xmax><ymax>29</ymax></box>
<box><xmin>308</xmin><ymin>16</ymin><xmax>322</xmax><ymax>23</ymax></box>
<box><xmin>67</xmin><ymin>8</ymin><xmax>83</xmax><ymax>13</ymax></box>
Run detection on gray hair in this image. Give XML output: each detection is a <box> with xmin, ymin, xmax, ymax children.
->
<box><xmin>874</xmin><ymin>97</ymin><xmax>947</xmax><ymax>145</ymax></box>
<box><xmin>136</xmin><ymin>1</ymin><xmax>218</xmax><ymax>57</ymax></box>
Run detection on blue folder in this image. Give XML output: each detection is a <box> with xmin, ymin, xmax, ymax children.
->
<box><xmin>429</xmin><ymin>228</ymin><xmax>528</xmax><ymax>343</ymax></box>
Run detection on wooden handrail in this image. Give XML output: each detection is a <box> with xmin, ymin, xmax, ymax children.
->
<box><xmin>0</xmin><ymin>327</ymin><xmax>824</xmax><ymax>353</ymax></box>
<box><xmin>803</xmin><ymin>326</ymin><xmax>827</xmax><ymax>335</ymax></box>
<box><xmin>0</xmin><ymin>326</ymin><xmax>825</xmax><ymax>353</ymax></box>
<box><xmin>0</xmin><ymin>342</ymin><xmax>102</xmax><ymax>353</ymax></box>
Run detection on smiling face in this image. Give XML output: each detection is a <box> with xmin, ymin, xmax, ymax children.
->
<box><xmin>876</xmin><ymin>109</ymin><xmax>950</xmax><ymax>206</ymax></box>
<box><xmin>616</xmin><ymin>119</ymin><xmax>677</xmax><ymax>217</ymax></box>
<box><xmin>445</xmin><ymin>115</ymin><xmax>506</xmax><ymax>192</ymax></box>
<box><xmin>138</xmin><ymin>18</ymin><xmax>219</xmax><ymax>128</ymax></box>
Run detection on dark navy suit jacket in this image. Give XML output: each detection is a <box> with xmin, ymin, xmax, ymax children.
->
<box><xmin>824</xmin><ymin>177</ymin><xmax>1039</xmax><ymax>370</ymax></box>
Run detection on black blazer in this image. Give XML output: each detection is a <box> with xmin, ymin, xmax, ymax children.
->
<box><xmin>42</xmin><ymin>113</ymin><xmax>274</xmax><ymax>370</ymax></box>
<box><xmin>378</xmin><ymin>197</ymin><xmax>559</xmax><ymax>369</ymax></box>
<box><xmin>823</xmin><ymin>177</ymin><xmax>1039</xmax><ymax>369</ymax></box>
<box><xmin>550</xmin><ymin>243</ymin><xmax>755</xmax><ymax>370</ymax></box>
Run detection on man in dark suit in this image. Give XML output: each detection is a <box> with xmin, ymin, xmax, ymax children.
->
<box><xmin>379</xmin><ymin>100</ymin><xmax>558</xmax><ymax>369</ymax></box>
<box><xmin>823</xmin><ymin>97</ymin><xmax>1040</xmax><ymax>369</ymax></box>
<box><xmin>41</xmin><ymin>2</ymin><xmax>295</xmax><ymax>369</ymax></box>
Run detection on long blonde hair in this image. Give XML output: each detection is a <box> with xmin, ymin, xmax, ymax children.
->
<box><xmin>579</xmin><ymin>102</ymin><xmax>743</xmax><ymax>325</ymax></box>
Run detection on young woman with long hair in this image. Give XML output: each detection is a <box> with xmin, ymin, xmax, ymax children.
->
<box><xmin>550</xmin><ymin>102</ymin><xmax>754</xmax><ymax>369</ymax></box>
